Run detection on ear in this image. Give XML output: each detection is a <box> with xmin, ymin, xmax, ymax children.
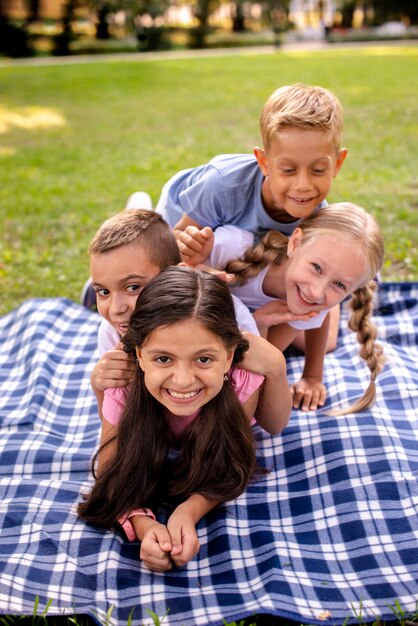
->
<box><xmin>225</xmin><ymin>348</ymin><xmax>235</xmax><ymax>373</ymax></box>
<box><xmin>253</xmin><ymin>146</ymin><xmax>269</xmax><ymax>177</ymax></box>
<box><xmin>334</xmin><ymin>147</ymin><xmax>348</xmax><ymax>177</ymax></box>
<box><xmin>135</xmin><ymin>347</ymin><xmax>145</xmax><ymax>370</ymax></box>
<box><xmin>287</xmin><ymin>228</ymin><xmax>303</xmax><ymax>257</ymax></box>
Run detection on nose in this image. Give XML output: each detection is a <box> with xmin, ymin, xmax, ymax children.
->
<box><xmin>109</xmin><ymin>293</ymin><xmax>129</xmax><ymax>316</ymax></box>
<box><xmin>294</xmin><ymin>170</ymin><xmax>312</xmax><ymax>191</ymax></box>
<box><xmin>171</xmin><ymin>363</ymin><xmax>196</xmax><ymax>388</ymax></box>
<box><xmin>309</xmin><ymin>278</ymin><xmax>327</xmax><ymax>303</ymax></box>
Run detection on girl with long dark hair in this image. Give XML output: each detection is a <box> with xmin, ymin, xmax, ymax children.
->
<box><xmin>79</xmin><ymin>266</ymin><xmax>290</xmax><ymax>571</ymax></box>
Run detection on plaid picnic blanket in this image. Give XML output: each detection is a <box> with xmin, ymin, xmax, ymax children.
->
<box><xmin>0</xmin><ymin>283</ymin><xmax>417</xmax><ymax>626</ymax></box>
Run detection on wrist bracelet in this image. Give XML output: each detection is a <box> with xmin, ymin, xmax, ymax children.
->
<box><xmin>117</xmin><ymin>508</ymin><xmax>156</xmax><ymax>542</ymax></box>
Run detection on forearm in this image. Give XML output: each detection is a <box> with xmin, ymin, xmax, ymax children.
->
<box><xmin>267</xmin><ymin>323</ymin><xmax>298</xmax><ymax>352</ymax></box>
<box><xmin>175</xmin><ymin>493</ymin><xmax>219</xmax><ymax>524</ymax></box>
<box><xmin>255</xmin><ymin>350</ymin><xmax>291</xmax><ymax>434</ymax></box>
<box><xmin>302</xmin><ymin>316</ymin><xmax>330</xmax><ymax>380</ymax></box>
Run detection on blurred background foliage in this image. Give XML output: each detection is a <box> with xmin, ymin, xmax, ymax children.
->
<box><xmin>1</xmin><ymin>0</ymin><xmax>417</xmax><ymax>57</ymax></box>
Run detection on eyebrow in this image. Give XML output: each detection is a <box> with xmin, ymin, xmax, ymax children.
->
<box><xmin>91</xmin><ymin>274</ymin><xmax>147</xmax><ymax>288</ymax></box>
<box><xmin>146</xmin><ymin>347</ymin><xmax>222</xmax><ymax>356</ymax></box>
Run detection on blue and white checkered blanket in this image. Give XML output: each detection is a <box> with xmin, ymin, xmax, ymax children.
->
<box><xmin>0</xmin><ymin>283</ymin><xmax>417</xmax><ymax>626</ymax></box>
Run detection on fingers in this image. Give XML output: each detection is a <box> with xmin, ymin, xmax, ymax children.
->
<box><xmin>290</xmin><ymin>384</ymin><xmax>327</xmax><ymax>412</ymax></box>
<box><xmin>92</xmin><ymin>349</ymin><xmax>136</xmax><ymax>390</ymax></box>
<box><xmin>254</xmin><ymin>301</ymin><xmax>319</xmax><ymax>329</ymax></box>
<box><xmin>194</xmin><ymin>265</ymin><xmax>235</xmax><ymax>283</ymax></box>
<box><xmin>168</xmin><ymin>527</ymin><xmax>200</xmax><ymax>568</ymax></box>
<box><xmin>140</xmin><ymin>525</ymin><xmax>173</xmax><ymax>572</ymax></box>
<box><xmin>177</xmin><ymin>226</ymin><xmax>214</xmax><ymax>265</ymax></box>
<box><xmin>178</xmin><ymin>226</ymin><xmax>211</xmax><ymax>253</ymax></box>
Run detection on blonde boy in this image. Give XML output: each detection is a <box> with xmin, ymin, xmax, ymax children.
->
<box><xmin>151</xmin><ymin>83</ymin><xmax>347</xmax><ymax>244</ymax></box>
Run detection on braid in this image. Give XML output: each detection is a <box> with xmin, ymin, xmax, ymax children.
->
<box><xmin>329</xmin><ymin>280</ymin><xmax>385</xmax><ymax>416</ymax></box>
<box><xmin>225</xmin><ymin>230</ymin><xmax>288</xmax><ymax>286</ymax></box>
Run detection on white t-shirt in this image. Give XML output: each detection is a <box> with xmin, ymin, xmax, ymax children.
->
<box><xmin>207</xmin><ymin>225</ymin><xmax>329</xmax><ymax>331</ymax></box>
<box><xmin>97</xmin><ymin>292</ymin><xmax>259</xmax><ymax>356</ymax></box>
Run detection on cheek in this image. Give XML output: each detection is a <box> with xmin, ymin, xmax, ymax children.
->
<box><xmin>142</xmin><ymin>370</ymin><xmax>161</xmax><ymax>397</ymax></box>
<box><xmin>96</xmin><ymin>300</ymin><xmax>109</xmax><ymax>320</ymax></box>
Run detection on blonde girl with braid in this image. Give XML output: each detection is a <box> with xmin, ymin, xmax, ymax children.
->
<box><xmin>182</xmin><ymin>202</ymin><xmax>385</xmax><ymax>415</ymax></box>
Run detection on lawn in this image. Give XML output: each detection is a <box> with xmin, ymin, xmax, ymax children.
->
<box><xmin>0</xmin><ymin>44</ymin><xmax>417</xmax><ymax>316</ymax></box>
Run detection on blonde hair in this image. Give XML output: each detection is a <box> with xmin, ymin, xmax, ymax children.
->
<box><xmin>260</xmin><ymin>83</ymin><xmax>344</xmax><ymax>152</ymax></box>
<box><xmin>89</xmin><ymin>209</ymin><xmax>181</xmax><ymax>269</ymax></box>
<box><xmin>225</xmin><ymin>202</ymin><xmax>385</xmax><ymax>415</ymax></box>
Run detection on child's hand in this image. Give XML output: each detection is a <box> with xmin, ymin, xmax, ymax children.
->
<box><xmin>240</xmin><ymin>332</ymin><xmax>283</xmax><ymax>376</ymax></box>
<box><xmin>253</xmin><ymin>300</ymin><xmax>318</xmax><ymax>331</ymax></box>
<box><xmin>290</xmin><ymin>377</ymin><xmax>327</xmax><ymax>412</ymax></box>
<box><xmin>138</xmin><ymin>521</ymin><xmax>175</xmax><ymax>572</ymax></box>
<box><xmin>177</xmin><ymin>226</ymin><xmax>214</xmax><ymax>266</ymax></box>
<box><xmin>166</xmin><ymin>506</ymin><xmax>200</xmax><ymax>568</ymax></box>
<box><xmin>91</xmin><ymin>343</ymin><xmax>136</xmax><ymax>392</ymax></box>
<box><xmin>192</xmin><ymin>264</ymin><xmax>235</xmax><ymax>284</ymax></box>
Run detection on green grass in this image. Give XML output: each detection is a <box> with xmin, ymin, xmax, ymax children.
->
<box><xmin>1</xmin><ymin>598</ymin><xmax>417</xmax><ymax>625</ymax></box>
<box><xmin>0</xmin><ymin>45</ymin><xmax>417</xmax><ymax>316</ymax></box>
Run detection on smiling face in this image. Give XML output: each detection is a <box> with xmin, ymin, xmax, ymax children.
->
<box><xmin>283</xmin><ymin>229</ymin><xmax>368</xmax><ymax>314</ymax></box>
<box><xmin>135</xmin><ymin>318</ymin><xmax>235</xmax><ymax>416</ymax></box>
<box><xmin>255</xmin><ymin>127</ymin><xmax>347</xmax><ymax>222</ymax></box>
<box><xmin>90</xmin><ymin>240</ymin><xmax>161</xmax><ymax>337</ymax></box>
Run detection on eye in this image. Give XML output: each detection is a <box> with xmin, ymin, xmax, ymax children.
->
<box><xmin>334</xmin><ymin>281</ymin><xmax>347</xmax><ymax>291</ymax></box>
<box><xmin>95</xmin><ymin>288</ymin><xmax>109</xmax><ymax>297</ymax></box>
<box><xmin>196</xmin><ymin>356</ymin><xmax>213</xmax><ymax>365</ymax></box>
<box><xmin>280</xmin><ymin>167</ymin><xmax>295</xmax><ymax>175</ymax></box>
<box><xmin>312</xmin><ymin>168</ymin><xmax>326</xmax><ymax>175</ymax></box>
<box><xmin>127</xmin><ymin>284</ymin><xmax>142</xmax><ymax>294</ymax></box>
<box><xmin>155</xmin><ymin>355</ymin><xmax>171</xmax><ymax>364</ymax></box>
<box><xmin>312</xmin><ymin>263</ymin><xmax>321</xmax><ymax>273</ymax></box>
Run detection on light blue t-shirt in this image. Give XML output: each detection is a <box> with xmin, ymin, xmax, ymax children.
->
<box><xmin>158</xmin><ymin>154</ymin><xmax>326</xmax><ymax>235</ymax></box>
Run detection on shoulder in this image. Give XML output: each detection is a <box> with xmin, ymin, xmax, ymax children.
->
<box><xmin>214</xmin><ymin>224</ymin><xmax>254</xmax><ymax>249</ymax></box>
<box><xmin>209</xmin><ymin>225</ymin><xmax>255</xmax><ymax>265</ymax></box>
<box><xmin>231</xmin><ymin>295</ymin><xmax>259</xmax><ymax>335</ymax></box>
<box><xmin>102</xmin><ymin>386</ymin><xmax>131</xmax><ymax>426</ymax></box>
<box><xmin>229</xmin><ymin>366</ymin><xmax>264</xmax><ymax>405</ymax></box>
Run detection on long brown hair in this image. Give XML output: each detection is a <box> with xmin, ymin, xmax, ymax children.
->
<box><xmin>78</xmin><ymin>267</ymin><xmax>259</xmax><ymax>527</ymax></box>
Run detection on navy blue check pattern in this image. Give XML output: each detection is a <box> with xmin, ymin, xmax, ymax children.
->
<box><xmin>0</xmin><ymin>284</ymin><xmax>417</xmax><ymax>626</ymax></box>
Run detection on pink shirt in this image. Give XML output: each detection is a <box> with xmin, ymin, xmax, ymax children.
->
<box><xmin>102</xmin><ymin>366</ymin><xmax>264</xmax><ymax>436</ymax></box>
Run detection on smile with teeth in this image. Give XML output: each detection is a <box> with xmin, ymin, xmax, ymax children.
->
<box><xmin>167</xmin><ymin>389</ymin><xmax>201</xmax><ymax>400</ymax></box>
<box><xmin>298</xmin><ymin>286</ymin><xmax>318</xmax><ymax>306</ymax></box>
<box><xmin>291</xmin><ymin>196</ymin><xmax>315</xmax><ymax>203</ymax></box>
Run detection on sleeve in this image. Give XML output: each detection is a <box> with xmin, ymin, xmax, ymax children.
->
<box><xmin>288</xmin><ymin>308</ymin><xmax>329</xmax><ymax>330</ymax></box>
<box><xmin>229</xmin><ymin>367</ymin><xmax>265</xmax><ymax>405</ymax></box>
<box><xmin>178</xmin><ymin>167</ymin><xmax>231</xmax><ymax>228</ymax></box>
<box><xmin>231</xmin><ymin>295</ymin><xmax>259</xmax><ymax>335</ymax></box>
<box><xmin>102</xmin><ymin>386</ymin><xmax>130</xmax><ymax>425</ymax></box>
<box><xmin>98</xmin><ymin>319</ymin><xmax>120</xmax><ymax>356</ymax></box>
<box><xmin>207</xmin><ymin>225</ymin><xmax>255</xmax><ymax>269</ymax></box>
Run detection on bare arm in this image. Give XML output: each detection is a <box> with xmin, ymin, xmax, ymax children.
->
<box><xmin>240</xmin><ymin>332</ymin><xmax>291</xmax><ymax>434</ymax></box>
<box><xmin>291</xmin><ymin>314</ymin><xmax>330</xmax><ymax>412</ymax></box>
<box><xmin>267</xmin><ymin>321</ymin><xmax>299</xmax><ymax>351</ymax></box>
